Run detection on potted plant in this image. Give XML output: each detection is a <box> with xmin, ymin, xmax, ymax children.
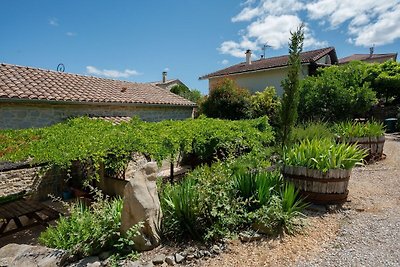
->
<box><xmin>282</xmin><ymin>139</ymin><xmax>366</xmax><ymax>204</ymax></box>
<box><xmin>333</xmin><ymin>121</ymin><xmax>385</xmax><ymax>162</ymax></box>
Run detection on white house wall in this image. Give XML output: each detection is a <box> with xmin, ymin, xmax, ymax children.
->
<box><xmin>209</xmin><ymin>65</ymin><xmax>309</xmax><ymax>96</ymax></box>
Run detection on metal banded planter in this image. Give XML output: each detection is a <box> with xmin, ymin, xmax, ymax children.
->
<box><xmin>282</xmin><ymin>165</ymin><xmax>352</xmax><ymax>204</ymax></box>
<box><xmin>342</xmin><ymin>135</ymin><xmax>385</xmax><ymax>162</ymax></box>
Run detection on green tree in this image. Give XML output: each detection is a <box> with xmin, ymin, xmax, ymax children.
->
<box><xmin>171</xmin><ymin>85</ymin><xmax>203</xmax><ymax>104</ymax></box>
<box><xmin>365</xmin><ymin>60</ymin><xmax>400</xmax><ymax>102</ymax></box>
<box><xmin>299</xmin><ymin>61</ymin><xmax>377</xmax><ymax>121</ymax></box>
<box><xmin>200</xmin><ymin>78</ymin><xmax>252</xmax><ymax>120</ymax></box>
<box><xmin>280</xmin><ymin>24</ymin><xmax>304</xmax><ymax>147</ymax></box>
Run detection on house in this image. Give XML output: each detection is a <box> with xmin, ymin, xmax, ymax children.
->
<box><xmin>199</xmin><ymin>47</ymin><xmax>338</xmax><ymax>95</ymax></box>
<box><xmin>150</xmin><ymin>71</ymin><xmax>188</xmax><ymax>91</ymax></box>
<box><xmin>0</xmin><ymin>63</ymin><xmax>196</xmax><ymax>129</ymax></box>
<box><xmin>339</xmin><ymin>48</ymin><xmax>397</xmax><ymax>64</ymax></box>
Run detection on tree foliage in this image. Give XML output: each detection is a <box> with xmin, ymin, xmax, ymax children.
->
<box><xmin>365</xmin><ymin>60</ymin><xmax>400</xmax><ymax>102</ymax></box>
<box><xmin>200</xmin><ymin>78</ymin><xmax>252</xmax><ymax>120</ymax></box>
<box><xmin>170</xmin><ymin>84</ymin><xmax>203</xmax><ymax>103</ymax></box>
<box><xmin>250</xmin><ymin>86</ymin><xmax>281</xmax><ymax>126</ymax></box>
<box><xmin>299</xmin><ymin>61</ymin><xmax>377</xmax><ymax>121</ymax></box>
<box><xmin>280</xmin><ymin>24</ymin><xmax>304</xmax><ymax>147</ymax></box>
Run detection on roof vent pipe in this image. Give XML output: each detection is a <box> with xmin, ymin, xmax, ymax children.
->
<box><xmin>162</xmin><ymin>71</ymin><xmax>167</xmax><ymax>83</ymax></box>
<box><xmin>245</xmin><ymin>50</ymin><xmax>252</xmax><ymax>65</ymax></box>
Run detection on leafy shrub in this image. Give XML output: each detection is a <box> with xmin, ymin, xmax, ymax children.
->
<box><xmin>333</xmin><ymin>121</ymin><xmax>385</xmax><ymax>139</ymax></box>
<box><xmin>250</xmin><ymin>86</ymin><xmax>281</xmax><ymax>124</ymax></box>
<box><xmin>161</xmin><ymin>162</ymin><xmax>246</xmax><ymax>241</ymax></box>
<box><xmin>200</xmin><ymin>78</ymin><xmax>252</xmax><ymax>120</ymax></box>
<box><xmin>252</xmin><ymin>183</ymin><xmax>307</xmax><ymax>235</ymax></box>
<box><xmin>39</xmin><ymin>196</ymin><xmax>137</xmax><ymax>258</ymax></box>
<box><xmin>299</xmin><ymin>62</ymin><xmax>377</xmax><ymax>121</ymax></box>
<box><xmin>283</xmin><ymin>139</ymin><xmax>367</xmax><ymax>172</ymax></box>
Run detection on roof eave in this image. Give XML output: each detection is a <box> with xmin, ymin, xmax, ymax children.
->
<box><xmin>0</xmin><ymin>98</ymin><xmax>196</xmax><ymax>108</ymax></box>
<box><xmin>199</xmin><ymin>63</ymin><xmax>311</xmax><ymax>80</ymax></box>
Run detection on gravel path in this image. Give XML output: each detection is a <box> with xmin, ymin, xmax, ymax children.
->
<box><xmin>199</xmin><ymin>135</ymin><xmax>400</xmax><ymax>267</ymax></box>
<box><xmin>296</xmin><ymin>134</ymin><xmax>400</xmax><ymax>267</ymax></box>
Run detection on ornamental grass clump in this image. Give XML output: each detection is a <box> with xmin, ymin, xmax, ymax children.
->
<box><xmin>333</xmin><ymin>121</ymin><xmax>385</xmax><ymax>139</ymax></box>
<box><xmin>283</xmin><ymin>138</ymin><xmax>367</xmax><ymax>172</ymax></box>
<box><xmin>292</xmin><ymin>121</ymin><xmax>334</xmax><ymax>142</ymax></box>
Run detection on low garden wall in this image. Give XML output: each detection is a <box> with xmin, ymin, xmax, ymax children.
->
<box><xmin>0</xmin><ymin>162</ymin><xmax>65</xmax><ymax>201</ymax></box>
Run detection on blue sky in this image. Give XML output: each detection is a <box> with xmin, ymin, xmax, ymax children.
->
<box><xmin>1</xmin><ymin>0</ymin><xmax>399</xmax><ymax>94</ymax></box>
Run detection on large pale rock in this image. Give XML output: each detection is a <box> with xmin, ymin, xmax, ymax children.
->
<box><xmin>0</xmin><ymin>243</ymin><xmax>69</xmax><ymax>267</ymax></box>
<box><xmin>121</xmin><ymin>162</ymin><xmax>162</xmax><ymax>251</ymax></box>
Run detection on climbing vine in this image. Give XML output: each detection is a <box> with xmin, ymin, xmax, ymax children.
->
<box><xmin>0</xmin><ymin>116</ymin><xmax>274</xmax><ymax>177</ymax></box>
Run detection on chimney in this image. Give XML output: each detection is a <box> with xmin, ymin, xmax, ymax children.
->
<box><xmin>162</xmin><ymin>71</ymin><xmax>167</xmax><ymax>83</ymax></box>
<box><xmin>369</xmin><ymin>46</ymin><xmax>374</xmax><ymax>57</ymax></box>
<box><xmin>245</xmin><ymin>49</ymin><xmax>252</xmax><ymax>65</ymax></box>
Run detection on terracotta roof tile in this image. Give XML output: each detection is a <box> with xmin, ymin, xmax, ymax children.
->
<box><xmin>338</xmin><ymin>53</ymin><xmax>398</xmax><ymax>64</ymax></box>
<box><xmin>199</xmin><ymin>47</ymin><xmax>337</xmax><ymax>79</ymax></box>
<box><xmin>0</xmin><ymin>63</ymin><xmax>195</xmax><ymax>107</ymax></box>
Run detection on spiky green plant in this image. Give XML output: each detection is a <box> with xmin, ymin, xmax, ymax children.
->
<box><xmin>283</xmin><ymin>138</ymin><xmax>367</xmax><ymax>172</ymax></box>
<box><xmin>162</xmin><ymin>177</ymin><xmax>204</xmax><ymax>239</ymax></box>
<box><xmin>333</xmin><ymin>121</ymin><xmax>385</xmax><ymax>139</ymax></box>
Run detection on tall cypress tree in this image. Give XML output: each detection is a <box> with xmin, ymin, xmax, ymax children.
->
<box><xmin>280</xmin><ymin>24</ymin><xmax>305</xmax><ymax>148</ymax></box>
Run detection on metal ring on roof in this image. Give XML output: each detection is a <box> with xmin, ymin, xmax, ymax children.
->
<box><xmin>57</xmin><ymin>63</ymin><xmax>65</xmax><ymax>72</ymax></box>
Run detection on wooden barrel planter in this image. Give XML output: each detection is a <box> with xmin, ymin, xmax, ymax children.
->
<box><xmin>282</xmin><ymin>165</ymin><xmax>351</xmax><ymax>204</ymax></box>
<box><xmin>343</xmin><ymin>136</ymin><xmax>385</xmax><ymax>162</ymax></box>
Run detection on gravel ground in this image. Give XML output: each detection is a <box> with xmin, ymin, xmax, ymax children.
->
<box><xmin>198</xmin><ymin>134</ymin><xmax>400</xmax><ymax>267</ymax></box>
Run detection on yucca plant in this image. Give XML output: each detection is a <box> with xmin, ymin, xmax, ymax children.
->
<box><xmin>162</xmin><ymin>177</ymin><xmax>204</xmax><ymax>239</ymax></box>
<box><xmin>283</xmin><ymin>138</ymin><xmax>367</xmax><ymax>172</ymax></box>
<box><xmin>256</xmin><ymin>171</ymin><xmax>283</xmax><ymax>206</ymax></box>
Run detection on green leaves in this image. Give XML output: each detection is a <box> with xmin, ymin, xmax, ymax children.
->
<box><xmin>0</xmin><ymin>116</ymin><xmax>274</xmax><ymax>180</ymax></box>
<box><xmin>283</xmin><ymin>138</ymin><xmax>367</xmax><ymax>172</ymax></box>
<box><xmin>299</xmin><ymin>61</ymin><xmax>377</xmax><ymax>121</ymax></box>
<box><xmin>333</xmin><ymin>121</ymin><xmax>385</xmax><ymax>139</ymax></box>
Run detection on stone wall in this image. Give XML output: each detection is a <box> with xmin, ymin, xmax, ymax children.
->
<box><xmin>0</xmin><ymin>102</ymin><xmax>194</xmax><ymax>129</ymax></box>
<box><xmin>0</xmin><ymin>165</ymin><xmax>65</xmax><ymax>200</ymax></box>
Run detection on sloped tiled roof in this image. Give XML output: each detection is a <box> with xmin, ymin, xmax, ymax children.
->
<box><xmin>338</xmin><ymin>53</ymin><xmax>397</xmax><ymax>64</ymax></box>
<box><xmin>0</xmin><ymin>63</ymin><xmax>195</xmax><ymax>106</ymax></box>
<box><xmin>199</xmin><ymin>47</ymin><xmax>337</xmax><ymax>79</ymax></box>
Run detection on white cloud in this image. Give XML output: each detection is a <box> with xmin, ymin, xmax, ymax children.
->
<box><xmin>66</xmin><ymin>32</ymin><xmax>77</xmax><ymax>37</ymax></box>
<box><xmin>220</xmin><ymin>0</ymin><xmax>400</xmax><ymax>57</ymax></box>
<box><xmin>49</xmin><ymin>18</ymin><xmax>58</xmax><ymax>26</ymax></box>
<box><xmin>246</xmin><ymin>15</ymin><xmax>302</xmax><ymax>48</ymax></box>
<box><xmin>221</xmin><ymin>59</ymin><xmax>229</xmax><ymax>65</ymax></box>
<box><xmin>220</xmin><ymin>0</ymin><xmax>327</xmax><ymax>58</ymax></box>
<box><xmin>232</xmin><ymin>7</ymin><xmax>261</xmax><ymax>22</ymax></box>
<box><xmin>306</xmin><ymin>0</ymin><xmax>400</xmax><ymax>46</ymax></box>
<box><xmin>86</xmin><ymin>66</ymin><xmax>141</xmax><ymax>78</ymax></box>
<box><xmin>164</xmin><ymin>67</ymin><xmax>170</xmax><ymax>72</ymax></box>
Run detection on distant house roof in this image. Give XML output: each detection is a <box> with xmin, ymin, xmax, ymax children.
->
<box><xmin>0</xmin><ymin>63</ymin><xmax>195</xmax><ymax>107</ymax></box>
<box><xmin>150</xmin><ymin>79</ymin><xmax>182</xmax><ymax>86</ymax></box>
<box><xmin>338</xmin><ymin>53</ymin><xmax>398</xmax><ymax>64</ymax></box>
<box><xmin>199</xmin><ymin>47</ymin><xmax>338</xmax><ymax>80</ymax></box>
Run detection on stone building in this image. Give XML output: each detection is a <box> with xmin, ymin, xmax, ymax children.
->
<box><xmin>0</xmin><ymin>63</ymin><xmax>196</xmax><ymax>129</ymax></box>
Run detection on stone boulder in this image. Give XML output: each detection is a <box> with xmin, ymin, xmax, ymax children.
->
<box><xmin>121</xmin><ymin>162</ymin><xmax>162</xmax><ymax>251</ymax></box>
<box><xmin>0</xmin><ymin>243</ymin><xmax>69</xmax><ymax>267</ymax></box>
